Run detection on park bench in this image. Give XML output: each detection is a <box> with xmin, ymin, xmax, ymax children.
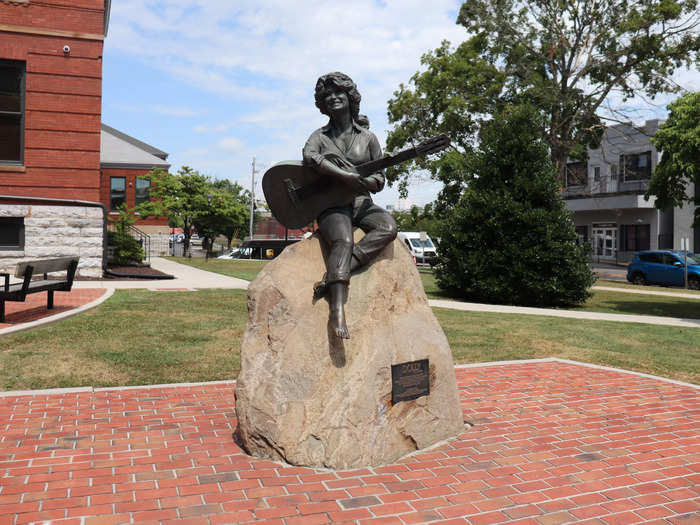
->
<box><xmin>0</xmin><ymin>257</ymin><xmax>79</xmax><ymax>322</ymax></box>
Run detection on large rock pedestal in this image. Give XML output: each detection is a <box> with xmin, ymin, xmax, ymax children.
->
<box><xmin>234</xmin><ymin>232</ymin><xmax>464</xmax><ymax>469</ymax></box>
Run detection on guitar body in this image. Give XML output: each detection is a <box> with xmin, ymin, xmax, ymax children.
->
<box><xmin>262</xmin><ymin>161</ymin><xmax>355</xmax><ymax>229</ymax></box>
<box><xmin>262</xmin><ymin>134</ymin><xmax>450</xmax><ymax>229</ymax></box>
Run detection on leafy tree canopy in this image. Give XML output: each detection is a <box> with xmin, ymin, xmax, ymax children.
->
<box><xmin>136</xmin><ymin>166</ymin><xmax>250</xmax><ymax>253</ymax></box>
<box><xmin>387</xmin><ymin>0</ymin><xmax>700</xmax><ymax>196</ymax></box>
<box><xmin>647</xmin><ymin>91</ymin><xmax>700</xmax><ymax>226</ymax></box>
<box><xmin>434</xmin><ymin>104</ymin><xmax>595</xmax><ymax>306</ymax></box>
<box><xmin>392</xmin><ymin>203</ymin><xmax>441</xmax><ymax>239</ymax></box>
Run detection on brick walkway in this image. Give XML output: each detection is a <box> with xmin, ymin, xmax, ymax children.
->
<box><xmin>0</xmin><ymin>289</ymin><xmax>107</xmax><ymax>329</ymax></box>
<box><xmin>0</xmin><ymin>361</ymin><xmax>697</xmax><ymax>525</ymax></box>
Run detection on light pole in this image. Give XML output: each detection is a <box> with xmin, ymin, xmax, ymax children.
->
<box><xmin>249</xmin><ymin>157</ymin><xmax>257</xmax><ymax>241</ymax></box>
<box><xmin>205</xmin><ymin>192</ymin><xmax>212</xmax><ymax>262</ymax></box>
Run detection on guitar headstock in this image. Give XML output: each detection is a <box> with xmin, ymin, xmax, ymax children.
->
<box><xmin>414</xmin><ymin>134</ymin><xmax>451</xmax><ymax>156</ymax></box>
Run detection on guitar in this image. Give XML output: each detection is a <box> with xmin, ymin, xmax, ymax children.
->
<box><xmin>262</xmin><ymin>134</ymin><xmax>450</xmax><ymax>229</ymax></box>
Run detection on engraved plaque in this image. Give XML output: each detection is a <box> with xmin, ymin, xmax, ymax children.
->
<box><xmin>391</xmin><ymin>359</ymin><xmax>430</xmax><ymax>404</ymax></box>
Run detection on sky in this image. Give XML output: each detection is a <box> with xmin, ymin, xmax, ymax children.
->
<box><xmin>101</xmin><ymin>0</ymin><xmax>699</xmax><ymax>210</ymax></box>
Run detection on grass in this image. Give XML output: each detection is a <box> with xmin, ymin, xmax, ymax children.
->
<box><xmin>421</xmin><ymin>272</ymin><xmax>700</xmax><ymax>319</ymax></box>
<box><xmin>595</xmin><ymin>279</ymin><xmax>700</xmax><ymax>295</ymax></box>
<box><xmin>166</xmin><ymin>259</ymin><xmax>700</xmax><ymax>319</ymax></box>
<box><xmin>0</xmin><ymin>289</ymin><xmax>248</xmax><ymax>391</ymax></box>
<box><xmin>433</xmin><ymin>308</ymin><xmax>699</xmax><ymax>385</ymax></box>
<box><xmin>0</xmin><ymin>289</ymin><xmax>697</xmax><ymax>390</ymax></box>
<box><xmin>168</xmin><ymin>256</ymin><xmax>269</xmax><ymax>281</ymax></box>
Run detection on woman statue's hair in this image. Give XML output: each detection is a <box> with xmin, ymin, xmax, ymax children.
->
<box><xmin>314</xmin><ymin>72</ymin><xmax>361</xmax><ymax>120</ymax></box>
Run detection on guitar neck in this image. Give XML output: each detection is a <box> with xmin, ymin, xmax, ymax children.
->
<box><xmin>356</xmin><ymin>147</ymin><xmax>419</xmax><ymax>176</ymax></box>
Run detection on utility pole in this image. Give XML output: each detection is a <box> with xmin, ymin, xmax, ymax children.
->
<box><xmin>249</xmin><ymin>157</ymin><xmax>256</xmax><ymax>241</ymax></box>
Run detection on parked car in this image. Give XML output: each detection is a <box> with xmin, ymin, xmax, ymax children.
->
<box><xmin>217</xmin><ymin>247</ymin><xmax>253</xmax><ymax>260</ymax></box>
<box><xmin>627</xmin><ymin>250</ymin><xmax>700</xmax><ymax>289</ymax></box>
<box><xmin>397</xmin><ymin>232</ymin><xmax>438</xmax><ymax>265</ymax></box>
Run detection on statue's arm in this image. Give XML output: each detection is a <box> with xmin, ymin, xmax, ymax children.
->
<box><xmin>359</xmin><ymin>134</ymin><xmax>385</xmax><ymax>193</ymax></box>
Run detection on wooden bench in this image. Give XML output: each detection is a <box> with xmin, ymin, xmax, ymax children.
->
<box><xmin>0</xmin><ymin>257</ymin><xmax>79</xmax><ymax>322</ymax></box>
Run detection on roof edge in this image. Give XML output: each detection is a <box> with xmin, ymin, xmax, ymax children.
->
<box><xmin>101</xmin><ymin>162</ymin><xmax>171</xmax><ymax>170</ymax></box>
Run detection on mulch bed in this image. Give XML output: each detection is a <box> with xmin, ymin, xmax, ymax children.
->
<box><xmin>71</xmin><ymin>265</ymin><xmax>174</xmax><ymax>281</ymax></box>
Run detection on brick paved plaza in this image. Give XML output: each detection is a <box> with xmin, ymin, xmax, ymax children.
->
<box><xmin>0</xmin><ymin>290</ymin><xmax>108</xmax><ymax>329</ymax></box>
<box><xmin>0</xmin><ymin>360</ymin><xmax>697</xmax><ymax>524</ymax></box>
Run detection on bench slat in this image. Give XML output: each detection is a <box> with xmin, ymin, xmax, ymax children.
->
<box><xmin>14</xmin><ymin>257</ymin><xmax>78</xmax><ymax>278</ymax></box>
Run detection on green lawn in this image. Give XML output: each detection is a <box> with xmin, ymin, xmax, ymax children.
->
<box><xmin>434</xmin><ymin>308</ymin><xmax>699</xmax><ymax>384</ymax></box>
<box><xmin>0</xmin><ymin>289</ymin><xmax>696</xmax><ymax>390</ymax></box>
<box><xmin>169</xmin><ymin>256</ymin><xmax>269</xmax><ymax>281</ymax></box>
<box><xmin>595</xmin><ymin>279</ymin><xmax>700</xmax><ymax>295</ymax></box>
<box><xmin>168</xmin><ymin>259</ymin><xmax>700</xmax><ymax>319</ymax></box>
<box><xmin>0</xmin><ymin>289</ymin><xmax>247</xmax><ymax>391</ymax></box>
<box><xmin>420</xmin><ymin>272</ymin><xmax>700</xmax><ymax>319</ymax></box>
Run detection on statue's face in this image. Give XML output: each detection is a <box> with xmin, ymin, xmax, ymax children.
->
<box><xmin>323</xmin><ymin>88</ymin><xmax>349</xmax><ymax>114</ymax></box>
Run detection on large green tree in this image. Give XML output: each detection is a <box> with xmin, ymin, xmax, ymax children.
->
<box><xmin>435</xmin><ymin>105</ymin><xmax>594</xmax><ymax>306</ymax></box>
<box><xmin>136</xmin><ymin>166</ymin><xmax>249</xmax><ymax>256</ymax></box>
<box><xmin>195</xmin><ymin>180</ymin><xmax>250</xmax><ymax>251</ymax></box>
<box><xmin>387</xmin><ymin>0</ymin><xmax>700</xmax><ymax>194</ymax></box>
<box><xmin>646</xmin><ymin>91</ymin><xmax>700</xmax><ymax>227</ymax></box>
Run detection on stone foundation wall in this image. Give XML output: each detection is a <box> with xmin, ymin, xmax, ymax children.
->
<box><xmin>0</xmin><ymin>204</ymin><xmax>104</xmax><ymax>277</ymax></box>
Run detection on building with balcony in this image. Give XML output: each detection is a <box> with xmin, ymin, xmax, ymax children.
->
<box><xmin>564</xmin><ymin>119</ymin><xmax>697</xmax><ymax>262</ymax></box>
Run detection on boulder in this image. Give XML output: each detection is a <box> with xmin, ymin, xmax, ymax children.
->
<box><xmin>234</xmin><ymin>231</ymin><xmax>464</xmax><ymax>469</ymax></box>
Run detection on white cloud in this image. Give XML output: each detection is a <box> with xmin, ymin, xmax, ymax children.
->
<box><xmin>194</xmin><ymin>123</ymin><xmax>231</xmax><ymax>133</ymax></box>
<box><xmin>152</xmin><ymin>105</ymin><xmax>201</xmax><ymax>117</ymax></box>
<box><xmin>218</xmin><ymin>136</ymin><xmax>245</xmax><ymax>153</ymax></box>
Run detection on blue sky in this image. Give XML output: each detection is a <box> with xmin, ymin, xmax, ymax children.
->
<box><xmin>101</xmin><ymin>0</ymin><xmax>698</xmax><ymax>210</ymax></box>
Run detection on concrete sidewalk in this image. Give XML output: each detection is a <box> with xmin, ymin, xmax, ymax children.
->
<box><xmin>72</xmin><ymin>257</ymin><xmax>249</xmax><ymax>290</ymax></box>
<box><xmin>429</xmin><ymin>298</ymin><xmax>700</xmax><ymax>328</ymax></box>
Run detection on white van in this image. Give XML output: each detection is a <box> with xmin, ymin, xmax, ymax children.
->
<box><xmin>397</xmin><ymin>231</ymin><xmax>437</xmax><ymax>266</ymax></box>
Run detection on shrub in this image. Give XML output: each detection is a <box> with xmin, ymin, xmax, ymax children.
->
<box><xmin>434</xmin><ymin>105</ymin><xmax>595</xmax><ymax>307</ymax></box>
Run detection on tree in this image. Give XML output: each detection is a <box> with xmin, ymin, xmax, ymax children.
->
<box><xmin>387</xmin><ymin>0</ymin><xmax>700</xmax><ymax>193</ymax></box>
<box><xmin>211</xmin><ymin>179</ymin><xmax>252</xmax><ymax>248</ymax></box>
<box><xmin>193</xmin><ymin>184</ymin><xmax>250</xmax><ymax>253</ymax></box>
<box><xmin>646</xmin><ymin>91</ymin><xmax>700</xmax><ymax>227</ymax></box>
<box><xmin>392</xmin><ymin>204</ymin><xmax>442</xmax><ymax>239</ymax></box>
<box><xmin>434</xmin><ymin>105</ymin><xmax>594</xmax><ymax>306</ymax></box>
<box><xmin>108</xmin><ymin>204</ymin><xmax>145</xmax><ymax>266</ymax></box>
<box><xmin>136</xmin><ymin>166</ymin><xmax>214</xmax><ymax>256</ymax></box>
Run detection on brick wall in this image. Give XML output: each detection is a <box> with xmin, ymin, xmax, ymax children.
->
<box><xmin>100</xmin><ymin>168</ymin><xmax>169</xmax><ymax>228</ymax></box>
<box><xmin>0</xmin><ymin>0</ymin><xmax>105</xmax><ymax>201</ymax></box>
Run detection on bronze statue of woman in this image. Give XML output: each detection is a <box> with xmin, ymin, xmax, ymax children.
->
<box><xmin>302</xmin><ymin>72</ymin><xmax>397</xmax><ymax>339</ymax></box>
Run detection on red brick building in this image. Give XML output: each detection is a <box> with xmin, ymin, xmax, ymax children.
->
<box><xmin>0</xmin><ymin>1</ymin><xmax>169</xmax><ymax>275</ymax></box>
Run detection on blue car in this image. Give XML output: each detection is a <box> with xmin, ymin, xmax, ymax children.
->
<box><xmin>627</xmin><ymin>250</ymin><xmax>700</xmax><ymax>289</ymax></box>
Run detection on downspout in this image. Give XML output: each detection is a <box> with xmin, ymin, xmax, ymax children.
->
<box><xmin>0</xmin><ymin>195</ymin><xmax>109</xmax><ymax>275</ymax></box>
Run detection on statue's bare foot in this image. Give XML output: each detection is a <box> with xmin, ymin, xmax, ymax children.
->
<box><xmin>330</xmin><ymin>307</ymin><xmax>349</xmax><ymax>339</ymax></box>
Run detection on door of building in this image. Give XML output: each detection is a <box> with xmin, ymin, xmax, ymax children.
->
<box><xmin>592</xmin><ymin>224</ymin><xmax>617</xmax><ymax>260</ymax></box>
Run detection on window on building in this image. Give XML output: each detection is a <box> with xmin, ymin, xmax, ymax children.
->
<box><xmin>566</xmin><ymin>161</ymin><xmax>587</xmax><ymax>187</ymax></box>
<box><xmin>134</xmin><ymin>177</ymin><xmax>151</xmax><ymax>206</ymax></box>
<box><xmin>0</xmin><ymin>60</ymin><xmax>25</xmax><ymax>164</ymax></box>
<box><xmin>619</xmin><ymin>224</ymin><xmax>650</xmax><ymax>252</ymax></box>
<box><xmin>0</xmin><ymin>217</ymin><xmax>24</xmax><ymax>250</ymax></box>
<box><xmin>621</xmin><ymin>151</ymin><xmax>652</xmax><ymax>182</ymax></box>
<box><xmin>110</xmin><ymin>177</ymin><xmax>126</xmax><ymax>210</ymax></box>
<box><xmin>593</xmin><ymin>167</ymin><xmax>600</xmax><ymax>182</ymax></box>
<box><xmin>610</xmin><ymin>164</ymin><xmax>618</xmax><ymax>180</ymax></box>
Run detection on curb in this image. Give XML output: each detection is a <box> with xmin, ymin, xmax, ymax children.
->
<box><xmin>0</xmin><ymin>288</ymin><xmax>115</xmax><ymax>337</ymax></box>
